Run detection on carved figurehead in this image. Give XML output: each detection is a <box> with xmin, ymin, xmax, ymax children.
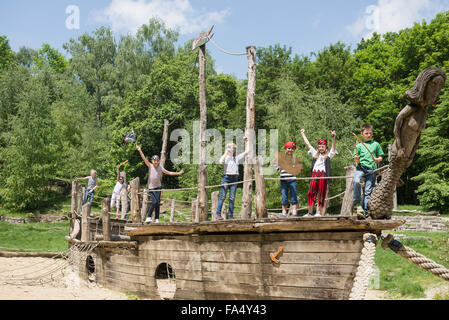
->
<box><xmin>368</xmin><ymin>67</ymin><xmax>446</xmax><ymax>220</ymax></box>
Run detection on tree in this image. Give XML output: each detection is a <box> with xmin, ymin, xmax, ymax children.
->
<box><xmin>0</xmin><ymin>35</ymin><xmax>14</xmax><ymax>71</ymax></box>
<box><xmin>34</xmin><ymin>43</ymin><xmax>68</xmax><ymax>73</ymax></box>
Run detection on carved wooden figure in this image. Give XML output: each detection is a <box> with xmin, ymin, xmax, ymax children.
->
<box><xmin>369</xmin><ymin>67</ymin><xmax>446</xmax><ymax>219</ymax></box>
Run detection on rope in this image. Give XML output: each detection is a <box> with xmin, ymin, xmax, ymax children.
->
<box><xmin>209</xmin><ymin>38</ymin><xmax>247</xmax><ymax>56</ymax></box>
<box><xmin>381</xmin><ymin>234</ymin><xmax>449</xmax><ymax>282</ymax></box>
<box><xmin>349</xmin><ymin>233</ymin><xmax>378</xmax><ymax>300</ymax></box>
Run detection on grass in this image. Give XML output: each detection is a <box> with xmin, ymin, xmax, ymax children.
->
<box><xmin>375</xmin><ymin>231</ymin><xmax>449</xmax><ymax>299</ymax></box>
<box><xmin>0</xmin><ymin>220</ymin><xmax>70</xmax><ymax>252</ymax></box>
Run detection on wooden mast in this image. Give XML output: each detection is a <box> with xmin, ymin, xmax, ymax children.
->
<box><xmin>241</xmin><ymin>45</ymin><xmax>257</xmax><ymax>219</ymax></box>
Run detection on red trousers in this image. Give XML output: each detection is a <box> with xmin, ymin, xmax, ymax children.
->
<box><xmin>308</xmin><ymin>170</ymin><xmax>328</xmax><ymax>208</ymax></box>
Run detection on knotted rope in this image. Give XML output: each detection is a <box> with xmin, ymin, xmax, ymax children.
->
<box><xmin>349</xmin><ymin>233</ymin><xmax>378</xmax><ymax>300</ymax></box>
<box><xmin>381</xmin><ymin>234</ymin><xmax>449</xmax><ymax>282</ymax></box>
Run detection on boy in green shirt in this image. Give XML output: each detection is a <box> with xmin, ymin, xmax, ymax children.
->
<box><xmin>353</xmin><ymin>124</ymin><xmax>384</xmax><ymax>218</ymax></box>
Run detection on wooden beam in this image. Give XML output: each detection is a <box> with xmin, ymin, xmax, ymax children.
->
<box><xmin>254</xmin><ymin>155</ymin><xmax>267</xmax><ymax>219</ymax></box>
<box><xmin>102</xmin><ymin>197</ymin><xmax>111</xmax><ymax>241</ymax></box>
<box><xmin>130</xmin><ymin>177</ymin><xmax>140</xmax><ymax>223</ymax></box>
<box><xmin>197</xmin><ymin>39</ymin><xmax>209</xmax><ymax>222</ymax></box>
<box><xmin>241</xmin><ymin>45</ymin><xmax>257</xmax><ymax>220</ymax></box>
<box><xmin>341</xmin><ymin>165</ymin><xmax>355</xmax><ymax>216</ymax></box>
<box><xmin>124</xmin><ymin>217</ymin><xmax>404</xmax><ymax>236</ymax></box>
<box><xmin>81</xmin><ymin>203</ymin><xmax>91</xmax><ymax>242</ymax></box>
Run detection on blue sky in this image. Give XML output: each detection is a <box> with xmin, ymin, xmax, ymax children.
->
<box><xmin>1</xmin><ymin>0</ymin><xmax>449</xmax><ymax>79</ymax></box>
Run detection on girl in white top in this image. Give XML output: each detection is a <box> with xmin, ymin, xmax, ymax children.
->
<box><xmin>111</xmin><ymin>160</ymin><xmax>128</xmax><ymax>219</ymax></box>
<box><xmin>300</xmin><ymin>129</ymin><xmax>338</xmax><ymax>216</ymax></box>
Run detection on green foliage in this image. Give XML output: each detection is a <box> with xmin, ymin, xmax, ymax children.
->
<box><xmin>0</xmin><ymin>35</ymin><xmax>14</xmax><ymax>70</ymax></box>
<box><xmin>34</xmin><ymin>43</ymin><xmax>68</xmax><ymax>73</ymax></box>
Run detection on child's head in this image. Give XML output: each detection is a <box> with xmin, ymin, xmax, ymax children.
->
<box><xmin>317</xmin><ymin>139</ymin><xmax>328</xmax><ymax>154</ymax></box>
<box><xmin>226</xmin><ymin>143</ymin><xmax>237</xmax><ymax>156</ymax></box>
<box><xmin>284</xmin><ymin>141</ymin><xmax>296</xmax><ymax>155</ymax></box>
<box><xmin>90</xmin><ymin>169</ymin><xmax>97</xmax><ymax>177</ymax></box>
<box><xmin>118</xmin><ymin>176</ymin><xmax>124</xmax><ymax>184</ymax></box>
<box><xmin>361</xmin><ymin>124</ymin><xmax>373</xmax><ymax>142</ymax></box>
<box><xmin>151</xmin><ymin>155</ymin><xmax>160</xmax><ymax>167</ymax></box>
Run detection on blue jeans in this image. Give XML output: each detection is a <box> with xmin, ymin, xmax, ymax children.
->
<box><xmin>216</xmin><ymin>175</ymin><xmax>238</xmax><ymax>218</ymax></box>
<box><xmin>82</xmin><ymin>188</ymin><xmax>94</xmax><ymax>206</ymax></box>
<box><xmin>280</xmin><ymin>179</ymin><xmax>298</xmax><ymax>206</ymax></box>
<box><xmin>353</xmin><ymin>167</ymin><xmax>377</xmax><ymax>213</ymax></box>
<box><xmin>148</xmin><ymin>188</ymin><xmax>162</xmax><ymax>220</ymax></box>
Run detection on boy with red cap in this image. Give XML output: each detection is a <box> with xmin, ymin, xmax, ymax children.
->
<box><xmin>275</xmin><ymin>141</ymin><xmax>299</xmax><ymax>217</ymax></box>
<box><xmin>300</xmin><ymin>129</ymin><xmax>337</xmax><ymax>216</ymax></box>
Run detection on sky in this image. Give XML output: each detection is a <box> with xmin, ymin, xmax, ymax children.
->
<box><xmin>1</xmin><ymin>0</ymin><xmax>449</xmax><ymax>79</ymax></box>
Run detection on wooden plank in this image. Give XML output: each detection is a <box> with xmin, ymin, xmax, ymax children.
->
<box><xmin>261</xmin><ymin>263</ymin><xmax>357</xmax><ymax>277</ymax></box>
<box><xmin>201</xmin><ymin>262</ymin><xmax>260</xmax><ymax>274</ymax></box>
<box><xmin>202</xmin><ymin>281</ymin><xmax>266</xmax><ymax>296</ymax></box>
<box><xmin>260</xmin><ymin>252</ymin><xmax>361</xmax><ymax>265</ymax></box>
<box><xmin>125</xmin><ymin>217</ymin><xmax>403</xmax><ymax>236</ymax></box>
<box><xmin>262</xmin><ymin>274</ymin><xmax>352</xmax><ymax>290</ymax></box>
<box><xmin>261</xmin><ymin>240</ymin><xmax>364</xmax><ymax>253</ymax></box>
<box><xmin>201</xmin><ymin>271</ymin><xmax>263</xmax><ymax>286</ymax></box>
<box><xmin>200</xmin><ymin>251</ymin><xmax>261</xmax><ymax>263</ymax></box>
<box><xmin>264</xmin><ymin>285</ymin><xmax>347</xmax><ymax>300</ymax></box>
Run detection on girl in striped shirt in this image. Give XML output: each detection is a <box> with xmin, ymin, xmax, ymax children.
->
<box><xmin>300</xmin><ymin>129</ymin><xmax>337</xmax><ymax>217</ymax></box>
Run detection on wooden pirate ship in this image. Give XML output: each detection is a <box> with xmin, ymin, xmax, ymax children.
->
<box><xmin>67</xmin><ymin>33</ymin><xmax>449</xmax><ymax>301</ymax></box>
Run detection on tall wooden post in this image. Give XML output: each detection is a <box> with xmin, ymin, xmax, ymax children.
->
<box><xmin>120</xmin><ymin>171</ymin><xmax>128</xmax><ymax>219</ymax></box>
<box><xmin>141</xmin><ymin>188</ymin><xmax>149</xmax><ymax>222</ymax></box>
<box><xmin>170</xmin><ymin>199</ymin><xmax>175</xmax><ymax>222</ymax></box>
<box><xmin>101</xmin><ymin>198</ymin><xmax>111</xmax><ymax>241</ymax></box>
<box><xmin>161</xmin><ymin>119</ymin><xmax>170</xmax><ymax>168</ymax></box>
<box><xmin>76</xmin><ymin>184</ymin><xmax>83</xmax><ymax>215</ymax></box>
<box><xmin>341</xmin><ymin>165</ymin><xmax>355</xmax><ymax>215</ymax></box>
<box><xmin>211</xmin><ymin>191</ymin><xmax>219</xmax><ymax>221</ymax></box>
<box><xmin>254</xmin><ymin>156</ymin><xmax>267</xmax><ymax>219</ymax></box>
<box><xmin>241</xmin><ymin>45</ymin><xmax>257</xmax><ymax>220</ymax></box>
<box><xmin>71</xmin><ymin>181</ymin><xmax>77</xmax><ymax>218</ymax></box>
<box><xmin>130</xmin><ymin>177</ymin><xmax>140</xmax><ymax>223</ymax></box>
<box><xmin>81</xmin><ymin>203</ymin><xmax>91</xmax><ymax>242</ymax></box>
<box><xmin>197</xmin><ymin>34</ymin><xmax>208</xmax><ymax>222</ymax></box>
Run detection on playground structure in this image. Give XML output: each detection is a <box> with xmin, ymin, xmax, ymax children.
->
<box><xmin>2</xmin><ymin>28</ymin><xmax>445</xmax><ymax>300</ymax></box>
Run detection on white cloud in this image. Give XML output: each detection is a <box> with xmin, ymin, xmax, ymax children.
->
<box><xmin>347</xmin><ymin>0</ymin><xmax>447</xmax><ymax>39</ymax></box>
<box><xmin>94</xmin><ymin>0</ymin><xmax>229</xmax><ymax>35</ymax></box>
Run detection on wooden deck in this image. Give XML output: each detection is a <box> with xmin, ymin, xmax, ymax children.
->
<box><xmin>124</xmin><ymin>216</ymin><xmax>404</xmax><ymax>236</ymax></box>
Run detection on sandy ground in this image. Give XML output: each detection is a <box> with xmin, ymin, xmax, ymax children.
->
<box><xmin>0</xmin><ymin>257</ymin><xmax>128</xmax><ymax>300</ymax></box>
<box><xmin>1</xmin><ymin>257</ymin><xmax>446</xmax><ymax>300</ymax></box>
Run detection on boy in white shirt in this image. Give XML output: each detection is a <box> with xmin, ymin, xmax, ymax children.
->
<box><xmin>300</xmin><ymin>129</ymin><xmax>337</xmax><ymax>216</ymax></box>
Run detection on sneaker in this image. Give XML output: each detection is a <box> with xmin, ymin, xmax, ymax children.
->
<box><xmin>357</xmin><ymin>211</ymin><xmax>368</xmax><ymax>220</ymax></box>
<box><xmin>281</xmin><ymin>212</ymin><xmax>287</xmax><ymax>217</ymax></box>
<box><xmin>145</xmin><ymin>217</ymin><xmax>152</xmax><ymax>223</ymax></box>
<box><xmin>115</xmin><ymin>215</ymin><xmax>119</xmax><ymax>219</ymax></box>
<box><xmin>155</xmin><ymin>219</ymin><xmax>159</xmax><ymax>223</ymax></box>
<box><xmin>216</xmin><ymin>215</ymin><xmax>224</xmax><ymax>220</ymax></box>
<box><xmin>315</xmin><ymin>213</ymin><xmax>321</xmax><ymax>217</ymax></box>
<box><xmin>303</xmin><ymin>213</ymin><xmax>312</xmax><ymax>217</ymax></box>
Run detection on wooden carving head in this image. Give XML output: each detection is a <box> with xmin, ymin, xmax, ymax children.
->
<box><xmin>403</xmin><ymin>67</ymin><xmax>446</xmax><ymax>107</ymax></box>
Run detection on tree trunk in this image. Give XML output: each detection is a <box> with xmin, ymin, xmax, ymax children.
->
<box><xmin>241</xmin><ymin>45</ymin><xmax>257</xmax><ymax>220</ymax></box>
<box><xmin>211</xmin><ymin>191</ymin><xmax>219</xmax><ymax>221</ymax></box>
<box><xmin>197</xmin><ymin>42</ymin><xmax>208</xmax><ymax>221</ymax></box>
<box><xmin>141</xmin><ymin>188</ymin><xmax>149</xmax><ymax>222</ymax></box>
<box><xmin>161</xmin><ymin>119</ymin><xmax>170</xmax><ymax>168</ymax></box>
